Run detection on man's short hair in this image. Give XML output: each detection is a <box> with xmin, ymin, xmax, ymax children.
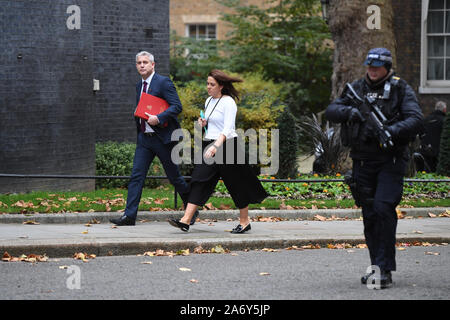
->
<box><xmin>136</xmin><ymin>51</ymin><xmax>154</xmax><ymax>62</ymax></box>
<box><xmin>435</xmin><ymin>101</ymin><xmax>447</xmax><ymax>113</ymax></box>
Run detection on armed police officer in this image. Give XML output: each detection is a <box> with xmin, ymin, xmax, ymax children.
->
<box><xmin>325</xmin><ymin>48</ymin><xmax>424</xmax><ymax>289</ymax></box>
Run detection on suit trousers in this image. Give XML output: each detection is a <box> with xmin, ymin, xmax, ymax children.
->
<box><xmin>352</xmin><ymin>155</ymin><xmax>407</xmax><ymax>272</ymax></box>
<box><xmin>125</xmin><ymin>132</ymin><xmax>189</xmax><ymax>220</ymax></box>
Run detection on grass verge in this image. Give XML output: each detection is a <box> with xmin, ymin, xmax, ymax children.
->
<box><xmin>0</xmin><ymin>185</ymin><xmax>448</xmax><ymax>214</ymax></box>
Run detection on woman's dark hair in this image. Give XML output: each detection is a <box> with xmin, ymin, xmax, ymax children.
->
<box><xmin>208</xmin><ymin>69</ymin><xmax>243</xmax><ymax>101</ymax></box>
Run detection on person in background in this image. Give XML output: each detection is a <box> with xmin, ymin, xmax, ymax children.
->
<box><xmin>419</xmin><ymin>101</ymin><xmax>447</xmax><ymax>172</ymax></box>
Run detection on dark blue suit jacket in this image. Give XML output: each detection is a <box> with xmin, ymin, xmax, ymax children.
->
<box><xmin>135</xmin><ymin>73</ymin><xmax>182</xmax><ymax>144</ymax></box>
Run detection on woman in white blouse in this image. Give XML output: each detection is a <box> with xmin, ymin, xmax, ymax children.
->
<box><xmin>169</xmin><ymin>70</ymin><xmax>268</xmax><ymax>233</ymax></box>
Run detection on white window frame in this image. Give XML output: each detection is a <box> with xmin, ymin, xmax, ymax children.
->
<box><xmin>420</xmin><ymin>0</ymin><xmax>450</xmax><ymax>93</ymax></box>
<box><xmin>185</xmin><ymin>24</ymin><xmax>217</xmax><ymax>41</ymax></box>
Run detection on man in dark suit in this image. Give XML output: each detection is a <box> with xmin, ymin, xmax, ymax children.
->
<box><xmin>419</xmin><ymin>101</ymin><xmax>447</xmax><ymax>172</ymax></box>
<box><xmin>110</xmin><ymin>51</ymin><xmax>197</xmax><ymax>226</ymax></box>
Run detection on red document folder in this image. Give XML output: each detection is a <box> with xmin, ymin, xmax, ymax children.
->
<box><xmin>134</xmin><ymin>92</ymin><xmax>169</xmax><ymax>127</ymax></box>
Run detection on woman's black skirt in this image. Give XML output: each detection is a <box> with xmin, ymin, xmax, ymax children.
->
<box><xmin>188</xmin><ymin>137</ymin><xmax>268</xmax><ymax>209</ymax></box>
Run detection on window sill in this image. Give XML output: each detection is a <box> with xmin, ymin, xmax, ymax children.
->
<box><xmin>419</xmin><ymin>86</ymin><xmax>450</xmax><ymax>94</ymax></box>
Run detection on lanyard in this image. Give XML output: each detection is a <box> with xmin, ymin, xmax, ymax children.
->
<box><xmin>204</xmin><ymin>96</ymin><xmax>222</xmax><ymax>135</ymax></box>
<box><xmin>204</xmin><ymin>95</ymin><xmax>222</xmax><ymax>123</ymax></box>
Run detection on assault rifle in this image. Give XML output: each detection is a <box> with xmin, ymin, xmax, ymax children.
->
<box><xmin>345</xmin><ymin>83</ymin><xmax>394</xmax><ymax>150</ymax></box>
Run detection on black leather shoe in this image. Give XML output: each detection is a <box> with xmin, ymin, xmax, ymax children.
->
<box><xmin>379</xmin><ymin>271</ymin><xmax>393</xmax><ymax>289</ymax></box>
<box><xmin>361</xmin><ymin>270</ymin><xmax>375</xmax><ymax>285</ymax></box>
<box><xmin>190</xmin><ymin>210</ymin><xmax>199</xmax><ymax>226</ymax></box>
<box><xmin>109</xmin><ymin>215</ymin><xmax>135</xmax><ymax>226</ymax></box>
<box><xmin>367</xmin><ymin>270</ymin><xmax>393</xmax><ymax>289</ymax></box>
<box><xmin>231</xmin><ymin>223</ymin><xmax>251</xmax><ymax>234</ymax></box>
<box><xmin>168</xmin><ymin>219</ymin><xmax>189</xmax><ymax>232</ymax></box>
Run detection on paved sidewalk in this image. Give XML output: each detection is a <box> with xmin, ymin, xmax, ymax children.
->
<box><xmin>0</xmin><ymin>208</ymin><xmax>448</xmax><ymax>258</ymax></box>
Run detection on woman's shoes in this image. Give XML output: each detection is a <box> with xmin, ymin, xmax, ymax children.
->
<box><xmin>231</xmin><ymin>223</ymin><xmax>251</xmax><ymax>234</ymax></box>
<box><xmin>169</xmin><ymin>219</ymin><xmax>251</xmax><ymax>234</ymax></box>
<box><xmin>168</xmin><ymin>219</ymin><xmax>189</xmax><ymax>232</ymax></box>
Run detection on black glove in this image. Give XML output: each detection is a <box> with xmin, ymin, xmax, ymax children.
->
<box><xmin>348</xmin><ymin>108</ymin><xmax>364</xmax><ymax>122</ymax></box>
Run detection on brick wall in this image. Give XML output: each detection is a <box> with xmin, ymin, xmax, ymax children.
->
<box><xmin>93</xmin><ymin>0</ymin><xmax>170</xmax><ymax>142</ymax></box>
<box><xmin>0</xmin><ymin>0</ymin><xmax>170</xmax><ymax>193</ymax></box>
<box><xmin>392</xmin><ymin>0</ymin><xmax>450</xmax><ymax>116</ymax></box>
<box><xmin>170</xmin><ymin>0</ymin><xmax>274</xmax><ymax>40</ymax></box>
<box><xmin>0</xmin><ymin>0</ymin><xmax>95</xmax><ymax>193</ymax></box>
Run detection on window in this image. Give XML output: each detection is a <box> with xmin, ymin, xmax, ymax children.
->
<box><xmin>187</xmin><ymin>24</ymin><xmax>216</xmax><ymax>40</ymax></box>
<box><xmin>420</xmin><ymin>0</ymin><xmax>450</xmax><ymax>93</ymax></box>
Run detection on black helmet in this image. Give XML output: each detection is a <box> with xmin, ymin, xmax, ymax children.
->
<box><xmin>364</xmin><ymin>47</ymin><xmax>392</xmax><ymax>70</ymax></box>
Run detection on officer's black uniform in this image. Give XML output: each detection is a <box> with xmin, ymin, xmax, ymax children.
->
<box><xmin>325</xmin><ymin>48</ymin><xmax>424</xmax><ymax>287</ymax></box>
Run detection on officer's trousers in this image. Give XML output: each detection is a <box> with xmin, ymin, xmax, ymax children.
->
<box><xmin>352</xmin><ymin>155</ymin><xmax>407</xmax><ymax>272</ymax></box>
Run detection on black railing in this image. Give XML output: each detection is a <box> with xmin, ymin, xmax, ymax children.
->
<box><xmin>1</xmin><ymin>173</ymin><xmax>449</xmax><ymax>209</ymax></box>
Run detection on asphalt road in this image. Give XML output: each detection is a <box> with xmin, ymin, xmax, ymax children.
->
<box><xmin>1</xmin><ymin>245</ymin><xmax>448</xmax><ymax>302</ymax></box>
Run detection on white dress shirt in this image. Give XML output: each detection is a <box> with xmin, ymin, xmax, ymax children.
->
<box><xmin>140</xmin><ymin>71</ymin><xmax>155</xmax><ymax>133</ymax></box>
<box><xmin>204</xmin><ymin>95</ymin><xmax>238</xmax><ymax>140</ymax></box>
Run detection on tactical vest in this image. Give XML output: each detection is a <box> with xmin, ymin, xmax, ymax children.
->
<box><xmin>341</xmin><ymin>75</ymin><xmax>409</xmax><ymax>157</ymax></box>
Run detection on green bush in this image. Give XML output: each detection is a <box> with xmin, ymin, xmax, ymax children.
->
<box><xmin>175</xmin><ymin>71</ymin><xmax>286</xmax><ymax>175</ymax></box>
<box><xmin>176</xmin><ymin>71</ymin><xmax>285</xmax><ymax>137</ymax></box>
<box><xmin>95</xmin><ymin>142</ymin><xmax>165</xmax><ymax>189</ymax></box>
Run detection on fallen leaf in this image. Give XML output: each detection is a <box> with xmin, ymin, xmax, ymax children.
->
<box><xmin>154</xmin><ymin>198</ymin><xmax>168</xmax><ymax>205</ymax></box>
<box><xmin>193</xmin><ymin>246</ymin><xmax>207</xmax><ymax>254</ymax></box>
<box><xmin>204</xmin><ymin>202</ymin><xmax>216</xmax><ymax>210</ymax></box>
<box><xmin>73</xmin><ymin>252</ymin><xmax>95</xmax><ymax>262</ymax></box>
<box><xmin>141</xmin><ymin>261</ymin><xmax>153</xmax><ymax>264</ymax></box>
<box><xmin>13</xmin><ymin>200</ymin><xmax>35</xmax><ymax>208</ymax></box>
<box><xmin>425</xmin><ymin>251</ymin><xmax>440</xmax><ymax>256</ymax></box>
<box><xmin>285</xmin><ymin>246</ymin><xmax>304</xmax><ymax>251</ymax></box>
<box><xmin>314</xmin><ymin>214</ymin><xmax>326</xmax><ymax>221</ymax></box>
<box><xmin>396</xmin><ymin>208</ymin><xmax>407</xmax><ymax>219</ymax></box>
<box><xmin>211</xmin><ymin>245</ymin><xmax>226</xmax><ymax>254</ymax></box>
<box><xmin>413</xmin><ymin>230</ymin><xmax>423</xmax><ymax>234</ymax></box>
<box><xmin>428</xmin><ymin>212</ymin><xmax>436</xmax><ymax>218</ymax></box>
<box><xmin>23</xmin><ymin>220</ymin><xmax>40</xmax><ymax>225</ymax></box>
<box><xmin>279</xmin><ymin>202</ymin><xmax>288</xmax><ymax>210</ymax></box>
<box><xmin>179</xmin><ymin>267</ymin><xmax>191</xmax><ymax>272</ymax></box>
<box><xmin>190</xmin><ymin>279</ymin><xmax>199</xmax><ymax>283</ymax></box>
<box><xmin>301</xmin><ymin>244</ymin><xmax>321</xmax><ymax>249</ymax></box>
<box><xmin>81</xmin><ymin>230</ymin><xmax>89</xmax><ymax>234</ymax></box>
<box><xmin>2</xmin><ymin>251</ymin><xmax>11</xmax><ymax>262</ymax></box>
<box><xmin>259</xmin><ymin>272</ymin><xmax>270</xmax><ymax>276</ymax></box>
<box><xmin>254</xmin><ymin>216</ymin><xmax>285</xmax><ymax>222</ymax></box>
<box><xmin>176</xmin><ymin>249</ymin><xmax>190</xmax><ymax>256</ymax></box>
<box><xmin>398</xmin><ymin>247</ymin><xmax>406</xmax><ymax>251</ymax></box>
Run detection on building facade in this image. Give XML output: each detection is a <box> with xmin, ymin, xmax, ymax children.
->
<box><xmin>170</xmin><ymin>0</ymin><xmax>274</xmax><ymax>41</ymax></box>
<box><xmin>171</xmin><ymin>0</ymin><xmax>449</xmax><ymax>115</ymax></box>
<box><xmin>393</xmin><ymin>0</ymin><xmax>450</xmax><ymax>114</ymax></box>
<box><xmin>0</xmin><ymin>0</ymin><xmax>169</xmax><ymax>193</ymax></box>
